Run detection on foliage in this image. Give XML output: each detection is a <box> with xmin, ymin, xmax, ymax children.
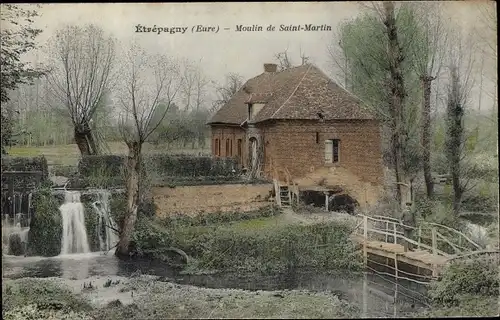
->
<box><xmin>420</xmin><ymin>295</ymin><xmax>498</xmax><ymax>318</ymax></box>
<box><xmin>130</xmin><ymin>217</ymin><xmax>174</xmax><ymax>259</ymax></box>
<box><xmin>2</xmin><ymin>279</ymin><xmax>92</xmax><ymax>316</ymax></box>
<box><xmin>1</xmin><ymin>155</ymin><xmax>48</xmax><ymax>175</ymax></box>
<box><xmin>50</xmin><ymin>165</ymin><xmax>78</xmax><ymax>178</ymax></box>
<box><xmin>77</xmin><ymin>154</ymin><xmax>243</xmax><ymax>188</ymax></box>
<box><xmin>129</xmin><ymin>205</ymin><xmax>279</xmax><ymax>261</ymax></box>
<box><xmin>147</xmin><ymin>154</ymin><xmax>240</xmax><ymax>178</ymax></box>
<box><xmin>428</xmin><ymin>259</ymin><xmax>499</xmax><ymax>306</ymax></box>
<box><xmin>414</xmin><ymin>198</ymin><xmax>463</xmax><ymax>228</ymax></box>
<box><xmin>336</xmin><ymin>4</ymin><xmax>425</xmax><ymax>175</ymax></box>
<box><xmin>26</xmin><ymin>188</ymin><xmax>62</xmax><ymax>256</ymax></box>
<box><xmin>0</xmin><ymin>4</ymin><xmax>44</xmax><ymax>153</ymax></box>
<box><xmin>461</xmin><ymin>181</ymin><xmax>499</xmax><ymax>213</ymax></box>
<box><xmin>160</xmin><ymin>205</ymin><xmax>280</xmax><ymax>229</ymax></box>
<box><xmin>83</xmin><ymin>201</ymin><xmax>100</xmax><ymax>252</ymax></box>
<box><xmin>78</xmin><ymin>155</ymin><xmax>124</xmax><ymax>177</ymax></box>
<box><xmin>172</xmin><ymin>220</ymin><xmax>362</xmax><ymax>274</ymax></box>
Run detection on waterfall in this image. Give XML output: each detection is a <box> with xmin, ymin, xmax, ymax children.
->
<box><xmin>92</xmin><ymin>190</ymin><xmax>119</xmax><ymax>253</ymax></box>
<box><xmin>60</xmin><ymin>191</ymin><xmax>90</xmax><ymax>255</ymax></box>
<box><xmin>2</xmin><ymin>214</ymin><xmax>29</xmax><ymax>255</ymax></box>
<box><xmin>465</xmin><ymin>221</ymin><xmax>491</xmax><ymax>248</ymax></box>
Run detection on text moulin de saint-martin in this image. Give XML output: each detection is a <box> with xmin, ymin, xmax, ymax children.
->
<box><xmin>134</xmin><ymin>24</ymin><xmax>332</xmax><ymax>34</ymax></box>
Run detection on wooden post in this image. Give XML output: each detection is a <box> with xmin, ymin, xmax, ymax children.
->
<box><xmin>325</xmin><ymin>192</ymin><xmax>329</xmax><ymax>212</ymax></box>
<box><xmin>385</xmin><ymin>221</ymin><xmax>388</xmax><ymax>243</ymax></box>
<box><xmin>431</xmin><ymin>227</ymin><xmax>437</xmax><ymax>255</ymax></box>
<box><xmin>417</xmin><ymin>226</ymin><xmax>422</xmax><ymax>250</ymax></box>
<box><xmin>431</xmin><ymin>227</ymin><xmax>438</xmax><ymax>278</ymax></box>
<box><xmin>393</xmin><ymin>223</ymin><xmax>397</xmax><ymax>244</ymax></box>
<box><xmin>393</xmin><ymin>276</ymin><xmax>398</xmax><ymax>318</ymax></box>
<box><xmin>394</xmin><ymin>253</ymin><xmax>399</xmax><ymax>279</ymax></box>
<box><xmin>363</xmin><ymin>215</ymin><xmax>368</xmax><ymax>266</ymax></box>
<box><xmin>362</xmin><ymin>272</ymin><xmax>368</xmax><ymax>318</ymax></box>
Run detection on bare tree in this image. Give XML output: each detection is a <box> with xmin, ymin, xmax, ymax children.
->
<box><xmin>444</xmin><ymin>27</ymin><xmax>477</xmax><ymax>217</ymax></box>
<box><xmin>210</xmin><ymin>73</ymin><xmax>244</xmax><ymax>114</ymax></box>
<box><xmin>178</xmin><ymin>60</ymin><xmax>210</xmax><ymax>148</ymax></box>
<box><xmin>115</xmin><ymin>43</ymin><xmax>181</xmax><ymax>257</ymax></box>
<box><xmin>45</xmin><ymin>24</ymin><xmax>115</xmax><ymax>156</ymax></box>
<box><xmin>408</xmin><ymin>2</ymin><xmax>449</xmax><ymax>199</ymax></box>
<box><xmin>275</xmin><ymin>48</ymin><xmax>310</xmax><ymax>72</ymax></box>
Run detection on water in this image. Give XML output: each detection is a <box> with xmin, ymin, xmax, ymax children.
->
<box><xmin>1</xmin><ymin>254</ymin><xmax>429</xmax><ymax>318</ymax></box>
<box><xmin>92</xmin><ymin>190</ymin><xmax>119</xmax><ymax>253</ymax></box>
<box><xmin>2</xmin><ymin>215</ymin><xmax>30</xmax><ymax>255</ymax></box>
<box><xmin>60</xmin><ymin>191</ymin><xmax>90</xmax><ymax>255</ymax></box>
<box><xmin>465</xmin><ymin>221</ymin><xmax>492</xmax><ymax>249</ymax></box>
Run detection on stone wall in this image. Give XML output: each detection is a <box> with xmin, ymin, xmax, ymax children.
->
<box><xmin>152</xmin><ymin>183</ymin><xmax>273</xmax><ymax>217</ymax></box>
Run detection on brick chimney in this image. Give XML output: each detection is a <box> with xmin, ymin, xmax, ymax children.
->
<box><xmin>264</xmin><ymin>63</ymin><xmax>277</xmax><ymax>73</ymax></box>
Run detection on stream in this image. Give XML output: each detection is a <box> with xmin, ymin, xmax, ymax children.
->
<box><xmin>2</xmin><ymin>252</ymin><xmax>430</xmax><ymax>318</ymax></box>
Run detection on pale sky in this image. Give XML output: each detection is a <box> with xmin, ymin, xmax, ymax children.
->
<box><xmin>6</xmin><ymin>1</ymin><xmax>498</xmax><ymax>112</ymax></box>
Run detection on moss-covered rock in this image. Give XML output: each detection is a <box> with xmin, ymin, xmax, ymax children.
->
<box><xmin>8</xmin><ymin>233</ymin><xmax>24</xmax><ymax>256</ymax></box>
<box><xmin>27</xmin><ymin>189</ymin><xmax>62</xmax><ymax>257</ymax></box>
<box><xmin>83</xmin><ymin>201</ymin><xmax>99</xmax><ymax>252</ymax></box>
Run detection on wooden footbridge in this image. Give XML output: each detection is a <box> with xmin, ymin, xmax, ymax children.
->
<box><xmin>351</xmin><ymin>214</ymin><xmax>499</xmax><ymax>282</ymax></box>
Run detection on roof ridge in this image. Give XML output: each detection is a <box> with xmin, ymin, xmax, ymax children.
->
<box><xmin>269</xmin><ymin>64</ymin><xmax>313</xmax><ymax>119</ymax></box>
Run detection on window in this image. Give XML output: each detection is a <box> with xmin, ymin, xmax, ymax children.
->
<box><xmin>214</xmin><ymin>139</ymin><xmax>220</xmax><ymax>156</ymax></box>
<box><xmin>237</xmin><ymin>139</ymin><xmax>242</xmax><ymax>157</ymax></box>
<box><xmin>248</xmin><ymin>104</ymin><xmax>253</xmax><ymax>120</ymax></box>
<box><xmin>225</xmin><ymin>138</ymin><xmax>232</xmax><ymax>157</ymax></box>
<box><xmin>325</xmin><ymin>139</ymin><xmax>340</xmax><ymax>163</ymax></box>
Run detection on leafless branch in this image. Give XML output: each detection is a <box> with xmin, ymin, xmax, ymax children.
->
<box><xmin>117</xmin><ymin>44</ymin><xmax>182</xmax><ymax>145</ymax></box>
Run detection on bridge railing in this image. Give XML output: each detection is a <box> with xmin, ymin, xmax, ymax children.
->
<box><xmin>355</xmin><ymin>214</ymin><xmax>450</xmax><ymax>257</ymax></box>
<box><xmin>354</xmin><ymin>214</ymin><xmax>488</xmax><ymax>259</ymax></box>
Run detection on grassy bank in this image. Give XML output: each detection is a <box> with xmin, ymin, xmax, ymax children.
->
<box><xmin>418</xmin><ymin>258</ymin><xmax>499</xmax><ymax>317</ymax></box>
<box><xmin>2</xmin><ymin>276</ymin><xmax>361</xmax><ymax>319</ymax></box>
<box><xmin>132</xmin><ymin>209</ymin><xmax>362</xmax><ymax>275</ymax></box>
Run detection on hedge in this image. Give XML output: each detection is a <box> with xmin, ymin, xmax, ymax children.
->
<box><xmin>1</xmin><ymin>156</ymin><xmax>49</xmax><ymax>189</ymax></box>
<box><xmin>77</xmin><ymin>154</ymin><xmax>245</xmax><ymax>188</ymax></box>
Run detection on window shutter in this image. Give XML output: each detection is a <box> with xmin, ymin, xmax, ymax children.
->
<box><xmin>324</xmin><ymin>140</ymin><xmax>333</xmax><ymax>163</ymax></box>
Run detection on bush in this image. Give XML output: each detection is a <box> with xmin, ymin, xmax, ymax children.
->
<box><xmin>1</xmin><ymin>155</ymin><xmax>49</xmax><ymax>176</ymax></box>
<box><xmin>1</xmin><ymin>156</ymin><xmax>49</xmax><ymax>189</ymax></box>
<box><xmin>461</xmin><ymin>181</ymin><xmax>499</xmax><ymax>213</ymax></box>
<box><xmin>83</xmin><ymin>201</ymin><xmax>100</xmax><ymax>252</ymax></box>
<box><xmin>147</xmin><ymin>154</ymin><xmax>240</xmax><ymax>178</ymax></box>
<box><xmin>27</xmin><ymin>188</ymin><xmax>62</xmax><ymax>257</ymax></box>
<box><xmin>78</xmin><ymin>155</ymin><xmax>125</xmax><ymax>178</ymax></box>
<box><xmin>50</xmin><ymin>165</ymin><xmax>78</xmax><ymax>178</ymax></box>
<box><xmin>172</xmin><ymin>220</ymin><xmax>362</xmax><ymax>274</ymax></box>
<box><xmin>77</xmin><ymin>154</ymin><xmax>245</xmax><ymax>188</ymax></box>
<box><xmin>2</xmin><ymin>279</ymin><xmax>92</xmax><ymax>315</ymax></box>
<box><xmin>428</xmin><ymin>259</ymin><xmax>499</xmax><ymax>306</ymax></box>
<box><xmin>160</xmin><ymin>205</ymin><xmax>280</xmax><ymax>229</ymax></box>
<box><xmin>130</xmin><ymin>217</ymin><xmax>173</xmax><ymax>259</ymax></box>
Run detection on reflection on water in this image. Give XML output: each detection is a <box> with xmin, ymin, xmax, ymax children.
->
<box><xmin>1</xmin><ymin>254</ymin><xmax>430</xmax><ymax>318</ymax></box>
<box><xmin>2</xmin><ymin>252</ymin><xmax>177</xmax><ymax>280</ymax></box>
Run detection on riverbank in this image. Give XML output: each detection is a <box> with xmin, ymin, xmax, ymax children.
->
<box><xmin>2</xmin><ymin>275</ymin><xmax>361</xmax><ymax>319</ymax></box>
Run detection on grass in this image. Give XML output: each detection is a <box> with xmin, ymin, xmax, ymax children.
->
<box><xmin>7</xmin><ymin>141</ymin><xmax>211</xmax><ymax>166</ymax></box>
<box><xmin>2</xmin><ymin>276</ymin><xmax>361</xmax><ymax>319</ymax></box>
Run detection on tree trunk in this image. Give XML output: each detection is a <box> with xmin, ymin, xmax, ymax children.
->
<box><xmin>421</xmin><ymin>76</ymin><xmax>436</xmax><ymax>198</ymax></box>
<box><xmin>384</xmin><ymin>1</ymin><xmax>406</xmax><ymax>212</ymax></box>
<box><xmin>116</xmin><ymin>141</ymin><xmax>142</xmax><ymax>258</ymax></box>
<box><xmin>74</xmin><ymin>130</ymin><xmax>91</xmax><ymax>155</ymax></box>
<box><xmin>446</xmin><ymin>66</ymin><xmax>464</xmax><ymax>217</ymax></box>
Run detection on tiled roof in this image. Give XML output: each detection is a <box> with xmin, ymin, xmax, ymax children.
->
<box><xmin>207</xmin><ymin>64</ymin><xmax>375</xmax><ymax>125</ymax></box>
